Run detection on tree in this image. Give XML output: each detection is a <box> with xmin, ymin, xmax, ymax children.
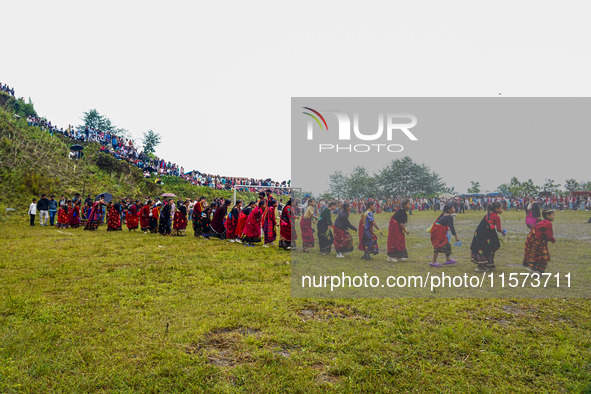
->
<box><xmin>467</xmin><ymin>181</ymin><xmax>481</xmax><ymax>194</ymax></box>
<box><xmin>142</xmin><ymin>130</ymin><xmax>161</xmax><ymax>154</ymax></box>
<box><xmin>542</xmin><ymin>178</ymin><xmax>561</xmax><ymax>194</ymax></box>
<box><xmin>521</xmin><ymin>179</ymin><xmax>540</xmax><ymax>196</ymax></box>
<box><xmin>375</xmin><ymin>156</ymin><xmax>445</xmax><ymax>197</ymax></box>
<box><xmin>80</xmin><ymin>109</ymin><xmax>115</xmax><ymax>132</ymax></box>
<box><xmin>496</xmin><ymin>183</ymin><xmax>512</xmax><ymax>196</ymax></box>
<box><xmin>329</xmin><ymin>171</ymin><xmax>347</xmax><ymax>199</ymax></box>
<box><xmin>564</xmin><ymin>178</ymin><xmax>580</xmax><ymax>192</ymax></box>
<box><xmin>346</xmin><ymin>166</ymin><xmax>377</xmax><ymax>199</ymax></box>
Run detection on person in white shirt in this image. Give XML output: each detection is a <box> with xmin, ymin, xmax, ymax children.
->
<box><xmin>28</xmin><ymin>198</ymin><xmax>37</xmax><ymax>226</ymax></box>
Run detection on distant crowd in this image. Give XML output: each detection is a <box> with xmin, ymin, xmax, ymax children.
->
<box><xmin>335</xmin><ymin>195</ymin><xmax>591</xmax><ymax>215</ymax></box>
<box><xmin>0</xmin><ymin>81</ymin><xmax>291</xmax><ymax>195</ymax></box>
<box><xmin>1</xmin><ymin>82</ymin><xmax>15</xmax><ymax>97</ymax></box>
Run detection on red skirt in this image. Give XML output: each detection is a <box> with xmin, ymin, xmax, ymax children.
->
<box><xmin>173</xmin><ymin>211</ymin><xmax>187</xmax><ymax>230</ymax></box>
<box><xmin>387</xmin><ymin>219</ymin><xmax>407</xmax><ymax>258</ymax></box>
<box><xmin>300</xmin><ymin>217</ymin><xmax>314</xmax><ymax>247</ymax></box>
<box><xmin>108</xmin><ymin>209</ymin><xmax>122</xmax><ymax>230</ymax></box>
<box><xmin>333</xmin><ymin>226</ymin><xmax>353</xmax><ymax>253</ymax></box>
<box><xmin>430</xmin><ymin>223</ymin><xmax>448</xmax><ymax>250</ymax></box>
<box><xmin>236</xmin><ymin>212</ymin><xmax>248</xmax><ymax>237</ymax></box>
<box><xmin>226</xmin><ymin>216</ymin><xmax>238</xmax><ymax>239</ymax></box>
<box><xmin>126</xmin><ymin>212</ymin><xmax>139</xmax><ymax>230</ymax></box>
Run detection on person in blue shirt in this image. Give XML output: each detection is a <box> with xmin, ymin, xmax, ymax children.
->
<box><xmin>358</xmin><ymin>201</ymin><xmax>380</xmax><ymax>260</ymax></box>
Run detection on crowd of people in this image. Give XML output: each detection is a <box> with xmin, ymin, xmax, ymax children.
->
<box><xmin>0</xmin><ymin>81</ymin><xmax>290</xmax><ymax>194</ymax></box>
<box><xmin>342</xmin><ymin>194</ymin><xmax>591</xmax><ymax>214</ymax></box>
<box><xmin>28</xmin><ymin>189</ymin><xmax>578</xmax><ymax>276</ymax></box>
<box><xmin>1</xmin><ymin>82</ymin><xmax>15</xmax><ymax>97</ymax></box>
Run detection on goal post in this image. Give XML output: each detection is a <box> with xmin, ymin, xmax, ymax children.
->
<box><xmin>232</xmin><ymin>185</ymin><xmax>302</xmax><ymax>206</ymax></box>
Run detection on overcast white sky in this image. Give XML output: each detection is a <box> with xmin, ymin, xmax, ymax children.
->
<box><xmin>3</xmin><ymin>1</ymin><xmax>590</xmax><ymax>192</ymax></box>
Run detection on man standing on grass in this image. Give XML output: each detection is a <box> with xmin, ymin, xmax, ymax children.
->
<box><xmin>37</xmin><ymin>194</ymin><xmax>50</xmax><ymax>226</ymax></box>
<box><xmin>48</xmin><ymin>195</ymin><xmax>58</xmax><ymax>226</ymax></box>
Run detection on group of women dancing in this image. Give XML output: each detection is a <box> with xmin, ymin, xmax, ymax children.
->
<box><xmin>44</xmin><ymin>191</ymin><xmax>557</xmax><ymax>275</ymax></box>
<box><xmin>298</xmin><ymin>198</ymin><xmax>557</xmax><ymax>275</ymax></box>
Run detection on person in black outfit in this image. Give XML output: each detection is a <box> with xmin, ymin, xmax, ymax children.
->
<box><xmin>333</xmin><ymin>202</ymin><xmax>357</xmax><ymax>258</ymax></box>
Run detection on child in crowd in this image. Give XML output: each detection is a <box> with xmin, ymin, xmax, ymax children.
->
<box><xmin>523</xmin><ymin>209</ymin><xmax>556</xmax><ymax>274</ymax></box>
<box><xmin>470</xmin><ymin>201</ymin><xmax>506</xmax><ymax>272</ymax></box>
<box><xmin>429</xmin><ymin>203</ymin><xmax>460</xmax><ymax>267</ymax></box>
<box><xmin>28</xmin><ymin>198</ymin><xmax>37</xmax><ymax>226</ymax></box>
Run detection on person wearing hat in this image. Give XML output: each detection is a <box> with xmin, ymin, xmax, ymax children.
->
<box><xmin>48</xmin><ymin>195</ymin><xmax>58</xmax><ymax>226</ymax></box>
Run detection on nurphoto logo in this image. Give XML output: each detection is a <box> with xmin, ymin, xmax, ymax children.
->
<box><xmin>302</xmin><ymin>107</ymin><xmax>418</xmax><ymax>153</ymax></box>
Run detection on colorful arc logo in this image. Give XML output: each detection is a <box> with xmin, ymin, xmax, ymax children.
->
<box><xmin>302</xmin><ymin>107</ymin><xmax>328</xmax><ymax>131</ymax></box>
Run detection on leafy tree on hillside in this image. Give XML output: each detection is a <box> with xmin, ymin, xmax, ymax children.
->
<box><xmin>7</xmin><ymin>97</ymin><xmax>37</xmax><ymax>118</ymax></box>
<box><xmin>142</xmin><ymin>129</ymin><xmax>161</xmax><ymax>154</ymax></box>
<box><xmin>80</xmin><ymin>109</ymin><xmax>115</xmax><ymax>133</ymax></box>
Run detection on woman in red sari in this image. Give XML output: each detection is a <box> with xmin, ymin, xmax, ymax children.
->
<box><xmin>242</xmin><ymin>200</ymin><xmax>266</xmax><ymax>245</ymax></box>
<box><xmin>56</xmin><ymin>201</ymin><xmax>70</xmax><ymax>228</ymax></box>
<box><xmin>226</xmin><ymin>200</ymin><xmax>242</xmax><ymax>242</ymax></box>
<box><xmin>107</xmin><ymin>201</ymin><xmax>123</xmax><ymax>231</ymax></box>
<box><xmin>139</xmin><ymin>200</ymin><xmax>152</xmax><ymax>233</ymax></box>
<box><xmin>236</xmin><ymin>201</ymin><xmax>255</xmax><ymax>242</ymax></box>
<box><xmin>84</xmin><ymin>199</ymin><xmax>105</xmax><ymax>230</ymax></box>
<box><xmin>68</xmin><ymin>200</ymin><xmax>82</xmax><ymax>228</ymax></box>
<box><xmin>387</xmin><ymin>200</ymin><xmax>411</xmax><ymax>262</ymax></box>
<box><xmin>126</xmin><ymin>201</ymin><xmax>139</xmax><ymax>231</ymax></box>
<box><xmin>300</xmin><ymin>198</ymin><xmax>316</xmax><ymax>252</ymax></box>
<box><xmin>262</xmin><ymin>198</ymin><xmax>277</xmax><ymax>247</ymax></box>
<box><xmin>172</xmin><ymin>205</ymin><xmax>188</xmax><ymax>236</ymax></box>
<box><xmin>279</xmin><ymin>199</ymin><xmax>296</xmax><ymax>250</ymax></box>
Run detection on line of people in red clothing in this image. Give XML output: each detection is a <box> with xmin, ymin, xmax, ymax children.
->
<box><xmin>34</xmin><ymin>189</ymin><xmax>558</xmax><ymax>275</ymax></box>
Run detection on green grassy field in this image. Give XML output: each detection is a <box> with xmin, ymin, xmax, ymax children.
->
<box><xmin>1</xmin><ymin>210</ymin><xmax>590</xmax><ymax>392</ymax></box>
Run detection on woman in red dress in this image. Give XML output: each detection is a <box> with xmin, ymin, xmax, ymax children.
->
<box><xmin>236</xmin><ymin>201</ymin><xmax>255</xmax><ymax>242</ymax></box>
<box><xmin>107</xmin><ymin>202</ymin><xmax>122</xmax><ymax>231</ymax></box>
<box><xmin>56</xmin><ymin>201</ymin><xmax>70</xmax><ymax>228</ymax></box>
<box><xmin>387</xmin><ymin>200</ymin><xmax>411</xmax><ymax>262</ymax></box>
<box><xmin>139</xmin><ymin>200</ymin><xmax>152</xmax><ymax>233</ymax></box>
<box><xmin>242</xmin><ymin>200</ymin><xmax>266</xmax><ymax>245</ymax></box>
<box><xmin>126</xmin><ymin>202</ymin><xmax>139</xmax><ymax>231</ymax></box>
<box><xmin>279</xmin><ymin>199</ymin><xmax>296</xmax><ymax>250</ymax></box>
<box><xmin>68</xmin><ymin>200</ymin><xmax>82</xmax><ymax>228</ymax></box>
<box><xmin>225</xmin><ymin>200</ymin><xmax>242</xmax><ymax>241</ymax></box>
<box><xmin>172</xmin><ymin>205</ymin><xmax>188</xmax><ymax>236</ymax></box>
<box><xmin>523</xmin><ymin>209</ymin><xmax>556</xmax><ymax>273</ymax></box>
<box><xmin>300</xmin><ymin>198</ymin><xmax>316</xmax><ymax>252</ymax></box>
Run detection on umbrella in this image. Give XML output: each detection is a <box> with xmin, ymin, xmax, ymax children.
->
<box><xmin>70</xmin><ymin>144</ymin><xmax>84</xmax><ymax>151</ymax></box>
<box><xmin>144</xmin><ymin>166</ymin><xmax>156</xmax><ymax>173</ymax></box>
<box><xmin>161</xmin><ymin>193</ymin><xmax>177</xmax><ymax>198</ymax></box>
<box><xmin>439</xmin><ymin>192</ymin><xmax>455</xmax><ymax>199</ymax></box>
<box><xmin>95</xmin><ymin>192</ymin><xmax>113</xmax><ymax>203</ymax></box>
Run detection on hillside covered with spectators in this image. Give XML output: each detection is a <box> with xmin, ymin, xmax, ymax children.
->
<box><xmin>0</xmin><ymin>92</ymin><xmax>258</xmax><ymax>208</ymax></box>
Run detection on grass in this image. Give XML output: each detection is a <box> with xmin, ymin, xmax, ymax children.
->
<box><xmin>0</xmin><ymin>210</ymin><xmax>590</xmax><ymax>392</ymax></box>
